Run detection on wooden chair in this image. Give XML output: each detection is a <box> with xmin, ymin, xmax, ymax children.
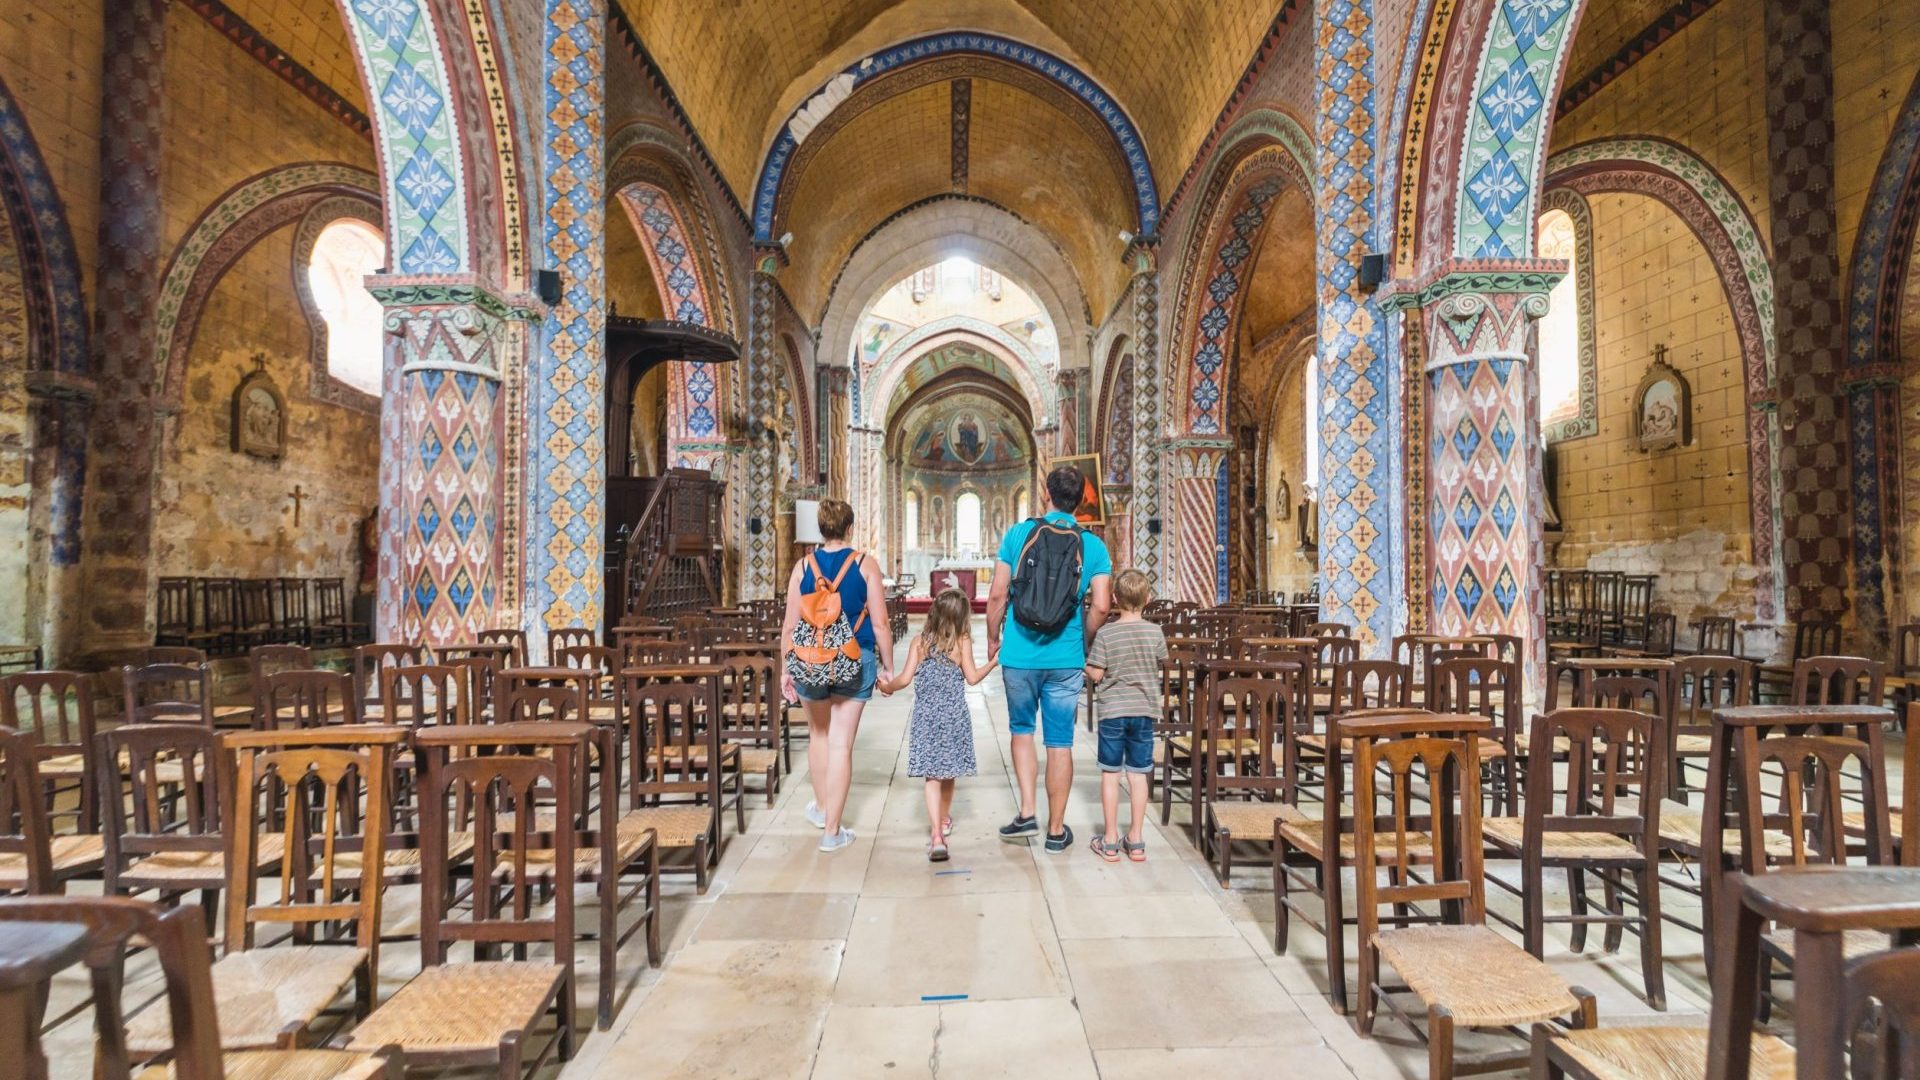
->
<box><xmin>1305</xmin><ymin>621</ymin><xmax>1352</xmax><ymax>638</ymax></box>
<box><xmin>258</xmin><ymin>669</ymin><xmax>359</xmax><ymax>730</ymax></box>
<box><xmin>1610</xmin><ymin>611</ymin><xmax>1675</xmax><ymax>658</ymax></box>
<box><xmin>122</xmin><ymin>663</ymin><xmax>215</xmax><ymax>727</ymax></box>
<box><xmin>246</xmin><ymin>644</ymin><xmax>314</xmax><ymax>729</ymax></box>
<box><xmin>1691</xmin><ymin>615</ymin><xmax>1739</xmax><ymax>657</ymax></box>
<box><xmin>1155</xmin><ymin>644</ymin><xmax>1205</xmax><ymax>826</ymax></box>
<box><xmin>194</xmin><ymin>579</ymin><xmax>241</xmax><ymax>656</ymax></box>
<box><xmin>554</xmin><ymin>645</ymin><xmax>623</xmax><ymax>727</ymax></box>
<box><xmin>0</xmin><ymin>729</ymin><xmax>102</xmax><ymax>894</ymax></box>
<box><xmin>155</xmin><ymin>577</ymin><xmax>196</xmax><ymax>648</ymax></box>
<box><xmin>233</xmin><ymin>580</ymin><xmax>278</xmax><ymax>654</ymax></box>
<box><xmin>0</xmin><ymin>895</ymin><xmax>399</xmax><ymax>1078</ymax></box>
<box><xmin>445</xmin><ymin>655</ymin><xmax>501</xmax><ymax>724</ymax></box>
<box><xmin>1483</xmin><ymin>708</ymin><xmax>1667</xmax><ymax>1009</ymax></box>
<box><xmin>334</xmin><ymin>723</ymin><xmax>583</xmax><ymax>1074</ymax></box>
<box><xmin>1199</xmin><ymin>677</ymin><xmax>1293</xmax><ymax>885</ymax></box>
<box><xmin>478</xmin><ymin>628</ymin><xmax>528</xmax><ymax>668</ymax></box>
<box><xmin>1187</xmin><ymin>659</ymin><xmax>1307</xmax><ymax>850</ymax></box>
<box><xmin>310</xmin><ymin>578</ymin><xmax>365</xmax><ymax>646</ymax></box>
<box><xmin>140</xmin><ymin>645</ymin><xmax>208</xmax><ymax>666</ymax></box>
<box><xmin>2</xmin><ymin>671</ymin><xmax>100</xmax><ymax>832</ymax></box>
<box><xmin>353</xmin><ymin>644</ymin><xmax>428</xmax><ymax>722</ymax></box>
<box><xmin>123</xmin><ymin>728</ymin><xmax>404</xmax><ymax>1056</ymax></box>
<box><xmin>1666</xmin><ymin>655</ymin><xmax>1752</xmax><ymax>799</ymax></box>
<box><xmin>1432</xmin><ymin>656</ymin><xmax>1522</xmax><ymax>816</ymax></box>
<box><xmin>1790</xmin><ymin>655</ymin><xmax>1886</xmax><ymax>706</ymax></box>
<box><xmin>622</xmin><ymin>678</ymin><xmax>733</xmax><ymax>893</ymax></box>
<box><xmin>275</xmin><ymin>577</ymin><xmax>312</xmax><ymax>645</ymax></box>
<box><xmin>96</xmin><ymin>725</ymin><xmax>276</xmax><ymax>909</ymax></box>
<box><xmin>1758</xmin><ymin>618</ymin><xmax>1842</xmax><ymax>702</ymax></box>
<box><xmin>380</xmin><ymin>663</ymin><xmax>472</xmax><ymax>837</ymax></box>
<box><xmin>1349</xmin><ymin>717</ymin><xmax>1595</xmax><ymax>1078</ymax></box>
<box><xmin>547</xmin><ymin>626</ymin><xmax>596</xmax><ymax>656</ymax></box>
<box><xmin>718</xmin><ymin>654</ymin><xmax>782</xmax><ymax>805</ymax></box>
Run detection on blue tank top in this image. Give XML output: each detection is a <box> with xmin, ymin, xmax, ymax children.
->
<box><xmin>800</xmin><ymin>547</ymin><xmax>877</xmax><ymax>648</ymax></box>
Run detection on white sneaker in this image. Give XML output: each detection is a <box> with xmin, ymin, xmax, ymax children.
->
<box><xmin>819</xmin><ymin>827</ymin><xmax>856</xmax><ymax>853</ymax></box>
<box><xmin>805</xmin><ymin>801</ymin><xmax>826</xmax><ymax>829</ymax></box>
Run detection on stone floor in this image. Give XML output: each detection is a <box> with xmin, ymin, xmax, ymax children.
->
<box><xmin>40</xmin><ymin>636</ymin><xmax>1826</xmax><ymax>1079</ymax></box>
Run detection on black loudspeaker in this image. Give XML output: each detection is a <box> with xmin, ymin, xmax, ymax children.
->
<box><xmin>1147</xmin><ymin>518</ymin><xmax>1163</xmax><ymax>535</ymax></box>
<box><xmin>1357</xmin><ymin>253</ymin><xmax>1387</xmax><ymax>290</ymax></box>
<box><xmin>535</xmin><ymin>269</ymin><xmax>563</xmax><ymax>306</ymax></box>
<box><xmin>748</xmin><ymin>517</ymin><xmax>764</xmax><ymax>536</ymax></box>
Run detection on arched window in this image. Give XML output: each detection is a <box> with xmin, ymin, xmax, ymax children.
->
<box><xmin>307</xmin><ymin>219</ymin><xmax>387</xmax><ymax>396</ymax></box>
<box><xmin>1535</xmin><ymin>199</ymin><xmax>1596</xmax><ymax>440</ymax></box>
<box><xmin>904</xmin><ymin>492</ymin><xmax>920</xmax><ymax>550</ymax></box>
<box><xmin>1014</xmin><ymin>488</ymin><xmax>1029</xmax><ymax>522</ymax></box>
<box><xmin>956</xmin><ymin>491</ymin><xmax>983</xmax><ymax>552</ymax></box>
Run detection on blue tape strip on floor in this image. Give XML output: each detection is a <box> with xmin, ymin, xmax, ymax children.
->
<box><xmin>920</xmin><ymin>994</ymin><xmax>969</xmax><ymax>1002</ymax></box>
<box><xmin>933</xmin><ymin>868</ymin><xmax>971</xmax><ymax>876</ymax></box>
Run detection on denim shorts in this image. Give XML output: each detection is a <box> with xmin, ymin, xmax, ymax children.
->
<box><xmin>1098</xmin><ymin>716</ymin><xmax>1155</xmax><ymax>773</ymax></box>
<box><xmin>1003</xmin><ymin>667</ymin><xmax>1084</xmax><ymax>749</ymax></box>
<box><xmin>795</xmin><ymin>649</ymin><xmax>877</xmax><ymax>702</ymax></box>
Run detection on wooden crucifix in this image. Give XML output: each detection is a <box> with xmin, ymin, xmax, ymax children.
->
<box><xmin>288</xmin><ymin>484</ymin><xmax>308</xmax><ymax>527</ymax></box>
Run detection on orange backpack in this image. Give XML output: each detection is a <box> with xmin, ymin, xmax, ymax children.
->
<box><xmin>786</xmin><ymin>551</ymin><xmax>869</xmax><ymax>689</ymax></box>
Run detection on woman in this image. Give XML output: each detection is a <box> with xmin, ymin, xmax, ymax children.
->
<box><xmin>780</xmin><ymin>498</ymin><xmax>894</xmax><ymax>853</ymax></box>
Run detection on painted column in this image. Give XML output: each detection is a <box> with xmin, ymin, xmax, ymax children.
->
<box><xmin>1127</xmin><ymin>246</ymin><xmax>1163</xmax><ymax>587</ymax></box>
<box><xmin>824</xmin><ymin>366</ymin><xmax>852</xmax><ymax>500</ymax></box>
<box><xmin>1383</xmin><ymin>270</ymin><xmax>1559</xmax><ymax>698</ymax></box>
<box><xmin>1168</xmin><ymin>438</ymin><xmax>1233</xmax><ymax>606</ymax></box>
<box><xmin>1313</xmin><ymin>0</ymin><xmax>1400</xmax><ymax>653</ymax></box>
<box><xmin>742</xmin><ymin>264</ymin><xmax>779</xmax><ymax>599</ymax></box>
<box><xmin>851</xmin><ymin>425</ymin><xmax>886</xmax><ymax>554</ymax></box>
<box><xmin>79</xmin><ymin>0</ymin><xmax>166</xmax><ymax>656</ymax></box>
<box><xmin>368</xmin><ymin>281</ymin><xmax>521</xmax><ymax>647</ymax></box>
<box><xmin>1764</xmin><ymin>0</ymin><xmax>1850</xmax><ymax>626</ymax></box>
<box><xmin>1054</xmin><ymin>369</ymin><xmax>1084</xmax><ymax>456</ymax></box>
<box><xmin>528</xmin><ymin>0</ymin><xmax>607</xmax><ymax>644</ymax></box>
<box><xmin>25</xmin><ymin>380</ymin><xmax>91</xmax><ymax>663</ymax></box>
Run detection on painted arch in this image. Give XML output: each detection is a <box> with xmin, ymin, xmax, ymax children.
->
<box><xmin>864</xmin><ymin>317</ymin><xmax>1053</xmax><ymax>428</ymax></box>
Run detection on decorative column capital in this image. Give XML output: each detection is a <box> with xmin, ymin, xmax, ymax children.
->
<box><xmin>823</xmin><ymin>365</ymin><xmax>853</xmax><ymax>392</ymax></box>
<box><xmin>1380</xmin><ymin>259</ymin><xmax>1567</xmax><ymax>372</ymax></box>
<box><xmin>1167</xmin><ymin>437</ymin><xmax>1232</xmax><ymax>479</ymax></box>
<box><xmin>368</xmin><ymin>276</ymin><xmax>526</xmax><ymax>381</ymax></box>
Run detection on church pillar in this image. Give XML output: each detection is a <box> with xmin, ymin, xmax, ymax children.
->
<box><xmin>527</xmin><ymin>0</ymin><xmax>607</xmax><ymax>645</ymax></box>
<box><xmin>368</xmin><ymin>281</ymin><xmax>523</xmax><ymax>647</ymax></box>
<box><xmin>1168</xmin><ymin>438</ymin><xmax>1232</xmax><ymax>605</ymax></box>
<box><xmin>1127</xmin><ymin>245</ymin><xmax>1163</xmax><ymax>585</ymax></box>
<box><xmin>850</xmin><ymin>424</ymin><xmax>886</xmax><ymax>558</ymax></box>
<box><xmin>1382</xmin><ymin>269</ymin><xmax>1560</xmax><ymax>700</ymax></box>
<box><xmin>26</xmin><ymin>378</ymin><xmax>92</xmax><ymax>664</ymax></box>
<box><xmin>741</xmin><ymin>259</ymin><xmax>780</xmax><ymax>600</ymax></box>
<box><xmin>1764</xmin><ymin>0</ymin><xmax>1850</xmax><ymax>629</ymax></box>
<box><xmin>78</xmin><ymin>0</ymin><xmax>167</xmax><ymax>656</ymax></box>
<box><xmin>1054</xmin><ymin>368</ymin><xmax>1085</xmax><ymax>456</ymax></box>
<box><xmin>824</xmin><ymin>366</ymin><xmax>852</xmax><ymax>500</ymax></box>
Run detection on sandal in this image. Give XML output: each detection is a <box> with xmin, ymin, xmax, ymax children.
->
<box><xmin>928</xmin><ymin>842</ymin><xmax>950</xmax><ymax>863</ymax></box>
<box><xmin>1090</xmin><ymin>835</ymin><xmax>1122</xmax><ymax>863</ymax></box>
<box><xmin>1124</xmin><ymin>837</ymin><xmax>1146</xmax><ymax>862</ymax></box>
<box><xmin>942</xmin><ymin>816</ymin><xmax>953</xmax><ymax>838</ymax></box>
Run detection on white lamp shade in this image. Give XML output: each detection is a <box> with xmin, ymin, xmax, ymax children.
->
<box><xmin>794</xmin><ymin>500</ymin><xmax>823</xmax><ymax>544</ymax></box>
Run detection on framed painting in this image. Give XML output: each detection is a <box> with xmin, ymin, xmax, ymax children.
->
<box><xmin>1631</xmin><ymin>350</ymin><xmax>1690</xmax><ymax>453</ymax></box>
<box><xmin>1052</xmin><ymin>453</ymin><xmax>1104</xmax><ymax>527</ymax></box>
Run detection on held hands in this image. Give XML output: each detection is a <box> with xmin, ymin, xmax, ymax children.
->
<box><xmin>781</xmin><ymin>671</ymin><xmax>799</xmax><ymax>704</ymax></box>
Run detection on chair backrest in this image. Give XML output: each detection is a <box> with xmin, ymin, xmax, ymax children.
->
<box><xmin>140</xmin><ymin>646</ymin><xmax>207</xmax><ymax>666</ymax></box>
<box><xmin>1693</xmin><ymin>615</ymin><xmax>1738</xmax><ymax>656</ymax></box>
<box><xmin>1305</xmin><ymin>621</ymin><xmax>1351</xmax><ymax>639</ymax></box>
<box><xmin>1348</xmin><ymin>720</ymin><xmax>1487</xmax><ymax>934</ymax></box>
<box><xmin>1792</xmin><ymin>619</ymin><xmax>1843</xmax><ymax>661</ymax></box>
<box><xmin>1791</xmin><ymin>656</ymin><xmax>1886</xmax><ymax>706</ymax></box>
<box><xmin>1588</xmin><ymin>572</ymin><xmax>1622</xmax><ymax>616</ymax></box>
<box><xmin>623</xmin><ymin>677</ymin><xmax>717</xmax><ymax>803</ymax></box>
<box><xmin>382</xmin><ymin>664</ymin><xmax>472</xmax><ymax>730</ymax></box>
<box><xmin>1894</xmin><ymin>624</ymin><xmax>1920</xmax><ymax>677</ymax></box>
<box><xmin>1432</xmin><ymin>656</ymin><xmax>1519</xmax><ymax>733</ymax></box>
<box><xmin>96</xmin><ymin>725</ymin><xmax>227</xmax><ymax>886</ymax></box>
<box><xmin>498</xmin><ymin>682</ymin><xmax>586</xmax><ymax>725</ymax></box>
<box><xmin>1670</xmin><ymin>655</ymin><xmax>1751</xmax><ymax>732</ymax></box>
<box><xmin>198</xmin><ymin>578</ymin><xmax>238</xmax><ymax>632</ymax></box>
<box><xmin>1638</xmin><ymin>612</ymin><xmax>1677</xmax><ymax>654</ymax></box>
<box><xmin>1205</xmin><ymin>677</ymin><xmax>1292</xmax><ymax>800</ymax></box>
<box><xmin>0</xmin><ymin>896</ymin><xmax>227</xmax><ymax>1080</ymax></box>
<box><xmin>1523</xmin><ymin>708</ymin><xmax>1662</xmax><ymax>843</ymax></box>
<box><xmin>0</xmin><ymin>730</ymin><xmax>53</xmax><ymax>893</ymax></box>
<box><xmin>1747</xmin><ymin>732</ymin><xmax>1891</xmax><ymax>867</ymax></box>
<box><xmin>413</xmin><ymin>723</ymin><xmax>586</xmax><ymax>972</ymax></box>
<box><xmin>353</xmin><ymin>644</ymin><xmax>428</xmax><ymax>711</ymax></box>
<box><xmin>1621</xmin><ymin>577</ymin><xmax>1654</xmax><ymax>619</ymax></box>
<box><xmin>1159</xmin><ymin>646</ymin><xmax>1204</xmax><ymax>735</ymax></box>
<box><xmin>155</xmin><ymin>578</ymin><xmax>194</xmax><ymax>638</ymax></box>
<box><xmin>623</xmin><ymin>637</ymin><xmax>695</xmax><ymax>667</ymax></box>
<box><xmin>223</xmin><ymin>728</ymin><xmax>403</xmax><ymax>968</ymax></box>
<box><xmin>248</xmin><ymin>645</ymin><xmax>313</xmax><ymax>718</ymax></box>
<box><xmin>1580</xmin><ymin>673</ymin><xmax>1666</xmax><ymax>716</ymax></box>
<box><xmin>236</xmin><ymin>579</ymin><xmax>274</xmax><ymax>629</ymax></box>
<box><xmin>2</xmin><ymin>671</ymin><xmax>95</xmax><ymax>750</ymax></box>
<box><xmin>1330</xmin><ymin>660</ymin><xmax>1412</xmax><ymax>715</ymax></box>
<box><xmin>719</xmin><ymin>654</ymin><xmax>778</xmax><ymax>746</ymax></box>
<box><xmin>443</xmin><ymin>655</ymin><xmax>499</xmax><ymax>723</ymax></box>
<box><xmin>1844</xmin><ymin>948</ymin><xmax>1920</xmax><ymax>1078</ymax></box>
<box><xmin>477</xmin><ymin>628</ymin><xmax>527</xmax><ymax>667</ymax></box>
<box><xmin>548</xmin><ymin>626</ymin><xmax>597</xmax><ymax>655</ymax></box>
<box><xmin>259</xmin><ymin>668</ymin><xmax>357</xmax><ymax>729</ymax></box>
<box><xmin>122</xmin><ymin>663</ymin><xmax>213</xmax><ymax>726</ymax></box>
<box><xmin>274</xmin><ymin>578</ymin><xmax>310</xmax><ymax>627</ymax></box>
<box><xmin>312</xmin><ymin>578</ymin><xmax>346</xmax><ymax>622</ymax></box>
<box><xmin>1310</xmin><ymin>636</ymin><xmax>1359</xmax><ymax>689</ymax></box>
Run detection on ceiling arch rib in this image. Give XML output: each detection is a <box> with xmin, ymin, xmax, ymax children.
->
<box><xmin>866</xmin><ymin>316</ymin><xmax>1054</xmax><ymax>428</ymax></box>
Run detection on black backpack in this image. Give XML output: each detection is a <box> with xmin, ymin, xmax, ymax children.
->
<box><xmin>1009</xmin><ymin>518</ymin><xmax>1086</xmax><ymax>637</ymax></box>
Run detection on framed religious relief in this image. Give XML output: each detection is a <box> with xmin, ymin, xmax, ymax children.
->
<box><xmin>232</xmin><ymin>357</ymin><xmax>287</xmax><ymax>461</ymax></box>
<box><xmin>1631</xmin><ymin>346</ymin><xmax>1689</xmax><ymax>453</ymax></box>
<box><xmin>1052</xmin><ymin>453</ymin><xmax>1104</xmax><ymax>526</ymax></box>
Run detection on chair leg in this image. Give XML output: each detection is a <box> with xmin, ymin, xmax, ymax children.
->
<box><xmin>1567</xmin><ymin>867</ymin><xmax>1589</xmax><ymax>951</ymax></box>
<box><xmin>1638</xmin><ymin>860</ymin><xmax>1667</xmax><ymax>1010</ymax></box>
<box><xmin>1522</xmin><ymin>852</ymin><xmax>1545</xmax><ymax>958</ymax></box>
<box><xmin>1327</xmin><ymin>861</ymin><xmax>1348</xmax><ymax>1015</ymax></box>
<box><xmin>695</xmin><ymin>836</ymin><xmax>709</xmax><ymax>895</ymax></box>
<box><xmin>1602</xmin><ymin>868</ymin><xmax>1624</xmax><ymax>954</ymax></box>
<box><xmin>499</xmin><ymin>1031</ymin><xmax>524</xmax><ymax>1080</ymax></box>
<box><xmin>646</xmin><ymin>845</ymin><xmax>662</xmax><ymax>967</ymax></box>
<box><xmin>1216</xmin><ymin>828</ymin><xmax>1233</xmax><ymax>885</ymax></box>
<box><xmin>1355</xmin><ymin>942</ymin><xmax>1378</xmax><ymax>1036</ymax></box>
<box><xmin>734</xmin><ymin>770</ymin><xmax>746</xmax><ymax>832</ymax></box>
<box><xmin>1428</xmin><ymin>1005</ymin><xmax>1455</xmax><ymax>1080</ymax></box>
<box><xmin>1158</xmin><ymin>756</ymin><xmax>1173</xmax><ymax>824</ymax></box>
<box><xmin>1530</xmin><ymin>1022</ymin><xmax>1565</xmax><ymax>1079</ymax></box>
<box><xmin>599</xmin><ymin>874</ymin><xmax>617</xmax><ymax>1029</ymax></box>
<box><xmin>1272</xmin><ymin>832</ymin><xmax>1290</xmax><ymax>952</ymax></box>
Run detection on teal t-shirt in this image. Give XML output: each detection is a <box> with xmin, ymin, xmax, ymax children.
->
<box><xmin>995</xmin><ymin>510</ymin><xmax>1113</xmax><ymax>669</ymax></box>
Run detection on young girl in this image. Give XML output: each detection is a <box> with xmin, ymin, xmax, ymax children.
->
<box><xmin>879</xmin><ymin>588</ymin><xmax>997</xmax><ymax>861</ymax></box>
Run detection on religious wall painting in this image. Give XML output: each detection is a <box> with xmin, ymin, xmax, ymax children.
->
<box><xmin>860</xmin><ymin>317</ymin><xmax>896</xmax><ymax>363</ymax></box>
<box><xmin>1053</xmin><ymin>453</ymin><xmax>1105</xmax><ymax>526</ymax></box>
<box><xmin>232</xmin><ymin>357</ymin><xmax>287</xmax><ymax>461</ymax></box>
<box><xmin>1632</xmin><ymin>348</ymin><xmax>1691</xmax><ymax>453</ymax></box>
<box><xmin>906</xmin><ymin>405</ymin><xmax>1028</xmax><ymax>470</ymax></box>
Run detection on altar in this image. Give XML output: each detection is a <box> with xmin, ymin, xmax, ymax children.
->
<box><xmin>928</xmin><ymin>559</ymin><xmax>995</xmax><ymax>600</ymax></box>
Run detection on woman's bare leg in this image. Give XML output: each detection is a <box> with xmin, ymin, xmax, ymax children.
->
<box><xmin>923</xmin><ymin>778</ymin><xmax>945</xmax><ymax>846</ymax></box>
<box><xmin>820</xmin><ymin>697</ymin><xmax>866</xmax><ymax>833</ymax></box>
<box><xmin>804</xmin><ymin>697</ymin><xmax>832</xmax><ymax>809</ymax></box>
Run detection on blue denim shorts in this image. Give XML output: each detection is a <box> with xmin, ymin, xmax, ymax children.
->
<box><xmin>1098</xmin><ymin>716</ymin><xmax>1155</xmax><ymax>773</ymax></box>
<box><xmin>1003</xmin><ymin>667</ymin><xmax>1084</xmax><ymax>749</ymax></box>
<box><xmin>795</xmin><ymin>649</ymin><xmax>877</xmax><ymax>702</ymax></box>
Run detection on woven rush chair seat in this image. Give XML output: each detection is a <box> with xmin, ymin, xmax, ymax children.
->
<box><xmin>1759</xmin><ymin>926</ymin><xmax>1888</xmax><ymax>960</ymax></box>
<box><xmin>644</xmin><ymin>742</ymin><xmax>739</xmax><ymax>769</ymax></box>
<box><xmin>735</xmin><ymin>745</ymin><xmax>779</xmax><ymax>773</ymax></box>
<box><xmin>1371</xmin><ymin>924</ymin><xmax>1582</xmax><ymax>1027</ymax></box>
<box><xmin>1277</xmin><ymin>814</ymin><xmax>1434</xmax><ymax>863</ymax></box>
<box><xmin>1673</xmin><ymin>732</ymin><xmax>1712</xmax><ymax>754</ymax></box>
<box><xmin>1844</xmin><ymin>808</ymin><xmax>1904</xmax><ymax>838</ymax></box>
<box><xmin>125</xmin><ymin>834</ymin><xmax>286</xmax><ymax>885</ymax></box>
<box><xmin>137</xmin><ymin>1048</ymin><xmax>391</xmax><ymax>1079</ymax></box>
<box><xmin>1166</xmin><ymin>733</ymin><xmax>1268</xmax><ymax>757</ymax></box>
<box><xmin>488</xmin><ymin>820</ymin><xmax>656</xmax><ymax>883</ymax></box>
<box><xmin>315</xmin><ymin>831</ymin><xmax>476</xmax><ymax>886</ymax></box>
<box><xmin>1509</xmin><ymin>732</ymin><xmax>1573</xmax><ymax>756</ymax></box>
<box><xmin>126</xmin><ymin>944</ymin><xmax>368</xmax><ymax>1052</ymax></box>
<box><xmin>1482</xmin><ymin>817</ymin><xmax>1641</xmax><ymax>859</ymax></box>
<box><xmin>213</xmin><ymin>703</ymin><xmax>256</xmax><ymax>725</ymax></box>
<box><xmin>340</xmin><ymin>961</ymin><xmax>566</xmax><ymax>1056</ymax></box>
<box><xmin>620</xmin><ymin>805</ymin><xmax>710</xmax><ymax>848</ymax></box>
<box><xmin>1540</xmin><ymin>1025</ymin><xmax>1794</xmax><ymax>1080</ymax></box>
<box><xmin>0</xmin><ymin>834</ymin><xmax>103</xmax><ymax>889</ymax></box>
<box><xmin>45</xmin><ymin>750</ymin><xmax>190</xmax><ymax>784</ymax></box>
<box><xmin>1655</xmin><ymin>800</ymin><xmax>1796</xmax><ymax>858</ymax></box>
<box><xmin>1208</xmin><ymin>800</ymin><xmax>1305</xmax><ymax>842</ymax></box>
<box><xmin>1475</xmin><ymin>736</ymin><xmax>1509</xmax><ymax>759</ymax></box>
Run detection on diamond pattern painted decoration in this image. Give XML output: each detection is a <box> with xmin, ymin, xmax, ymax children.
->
<box><xmin>1184</xmin><ymin>175</ymin><xmax>1286</xmax><ymax>435</ymax></box>
<box><xmin>620</xmin><ymin>184</ymin><xmax>722</xmax><ymax>460</ymax></box>
<box><xmin>1454</xmin><ymin>0</ymin><xmax>1579</xmax><ymax>259</ymax></box>
<box><xmin>1426</xmin><ymin>358</ymin><xmax>1532</xmax><ymax>636</ymax></box>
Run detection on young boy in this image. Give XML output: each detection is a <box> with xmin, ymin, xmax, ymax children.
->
<box><xmin>1083</xmin><ymin>569</ymin><xmax>1167</xmax><ymax>862</ymax></box>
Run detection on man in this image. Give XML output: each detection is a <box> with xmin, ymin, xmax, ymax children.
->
<box><xmin>987</xmin><ymin>463</ymin><xmax>1112</xmax><ymax>852</ymax></box>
